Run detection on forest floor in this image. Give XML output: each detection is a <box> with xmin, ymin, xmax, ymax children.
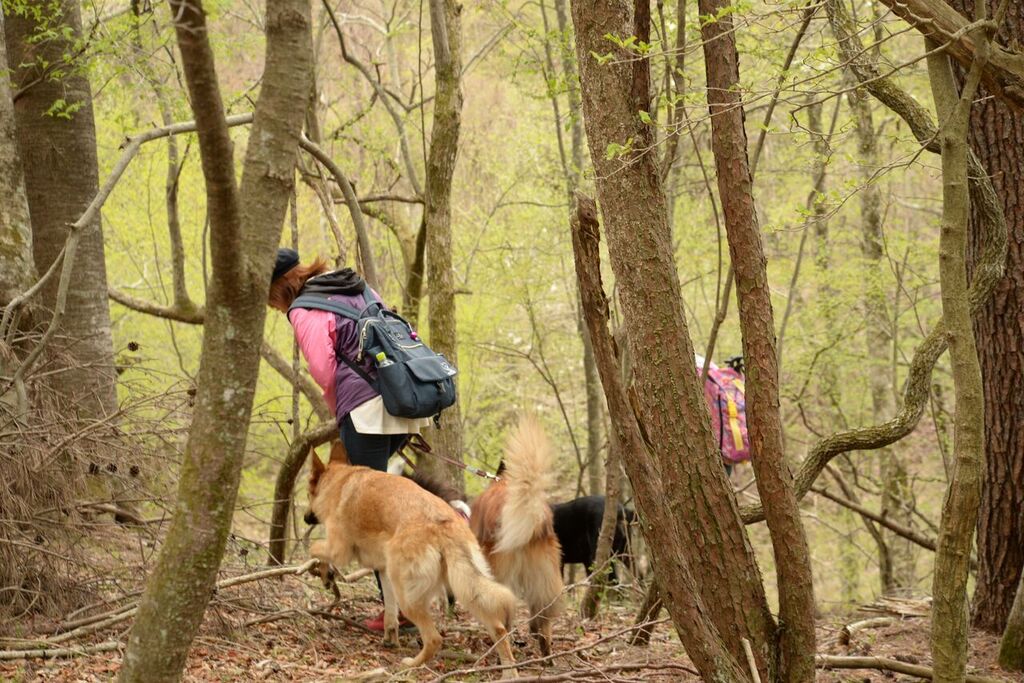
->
<box><xmin>0</xmin><ymin>558</ymin><xmax>1017</xmax><ymax>683</ymax></box>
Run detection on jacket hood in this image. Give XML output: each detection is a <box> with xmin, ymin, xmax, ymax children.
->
<box><xmin>300</xmin><ymin>268</ymin><xmax>366</xmax><ymax>297</ymax></box>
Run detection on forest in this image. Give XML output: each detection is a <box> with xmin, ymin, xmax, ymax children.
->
<box><xmin>0</xmin><ymin>0</ymin><xmax>1022</xmax><ymax>680</ymax></box>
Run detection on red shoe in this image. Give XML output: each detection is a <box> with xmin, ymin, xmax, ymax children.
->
<box><xmin>362</xmin><ymin>609</ymin><xmax>416</xmax><ymax>632</ymax></box>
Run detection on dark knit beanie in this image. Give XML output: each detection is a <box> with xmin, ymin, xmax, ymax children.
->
<box><xmin>272</xmin><ymin>248</ymin><xmax>299</xmax><ymax>282</ymax></box>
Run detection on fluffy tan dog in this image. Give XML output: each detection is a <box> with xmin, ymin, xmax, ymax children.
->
<box><xmin>470</xmin><ymin>415</ymin><xmax>564</xmax><ymax>656</ymax></box>
<box><xmin>307</xmin><ymin>442</ymin><xmax>518</xmax><ymax>676</ymax></box>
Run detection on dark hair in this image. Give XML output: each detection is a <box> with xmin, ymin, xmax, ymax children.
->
<box><xmin>268</xmin><ymin>257</ymin><xmax>329</xmax><ymax>312</ymax></box>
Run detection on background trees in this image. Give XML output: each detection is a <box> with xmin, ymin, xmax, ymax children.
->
<box><xmin>5</xmin><ymin>0</ymin><xmax>117</xmax><ymax>420</ymax></box>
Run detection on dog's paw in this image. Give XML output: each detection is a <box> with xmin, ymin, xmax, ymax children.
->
<box><xmin>400</xmin><ymin>656</ymin><xmax>418</xmax><ymax>668</ymax></box>
<box><xmin>382</xmin><ymin>630</ymin><xmax>399</xmax><ymax>648</ymax></box>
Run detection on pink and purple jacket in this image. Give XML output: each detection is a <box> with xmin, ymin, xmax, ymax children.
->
<box><xmin>288</xmin><ymin>290</ymin><xmax>380</xmax><ymax>421</ymax></box>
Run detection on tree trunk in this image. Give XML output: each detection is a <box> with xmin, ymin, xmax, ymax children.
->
<box><xmin>999</xmin><ymin>569</ymin><xmax>1024</xmax><ymax>670</ymax></box>
<box><xmin>5</xmin><ymin>0</ymin><xmax>117</xmax><ymax>420</ymax></box>
<box><xmin>926</xmin><ymin>37</ymin><xmax>986</xmax><ymax>683</ymax></box>
<box><xmin>420</xmin><ymin>0</ymin><xmax>465</xmax><ymax>492</ymax></box>
<box><xmin>945</xmin><ymin>0</ymin><xmax>1024</xmax><ymax>637</ymax></box>
<box><xmin>118</xmin><ymin>1</ymin><xmax>312</xmax><ymax>680</ymax></box>
<box><xmin>0</xmin><ymin>10</ymin><xmax>34</xmax><ymax>310</ymax></box>
<box><xmin>569</xmin><ymin>0</ymin><xmax>778</xmax><ymax>676</ymax></box>
<box><xmin>571</xmin><ymin>195</ymin><xmax>749</xmax><ymax>682</ymax></box>
<box><xmin>698</xmin><ymin>0</ymin><xmax>816</xmax><ymax>677</ymax></box>
<box><xmin>0</xmin><ymin>10</ymin><xmax>35</xmax><ymax>417</ymax></box>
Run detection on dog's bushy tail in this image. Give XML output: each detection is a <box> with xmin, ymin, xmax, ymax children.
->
<box><xmin>444</xmin><ymin>540</ymin><xmax>517</xmax><ymax>632</ymax></box>
<box><xmin>494</xmin><ymin>414</ymin><xmax>555</xmax><ymax>554</ymax></box>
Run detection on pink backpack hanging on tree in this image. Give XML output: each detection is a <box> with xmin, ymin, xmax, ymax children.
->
<box><xmin>694</xmin><ymin>355</ymin><xmax>752</xmax><ymax>465</ymax></box>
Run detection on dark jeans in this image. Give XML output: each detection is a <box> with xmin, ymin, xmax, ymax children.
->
<box><xmin>338</xmin><ymin>414</ymin><xmax>409</xmax><ymax>472</ymax></box>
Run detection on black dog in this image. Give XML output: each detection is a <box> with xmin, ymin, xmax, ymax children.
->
<box><xmin>551</xmin><ymin>495</ymin><xmax>635</xmax><ymax>582</ymax></box>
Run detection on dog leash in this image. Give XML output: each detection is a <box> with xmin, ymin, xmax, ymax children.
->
<box><xmin>401</xmin><ymin>434</ymin><xmax>501</xmax><ymax>481</ymax></box>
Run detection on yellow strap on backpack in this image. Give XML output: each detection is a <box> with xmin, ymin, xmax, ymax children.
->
<box><xmin>726</xmin><ymin>381</ymin><xmax>744</xmax><ymax>451</ymax></box>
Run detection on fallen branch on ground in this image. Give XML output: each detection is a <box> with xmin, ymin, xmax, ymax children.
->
<box><xmin>499</xmin><ymin>661</ymin><xmax>699</xmax><ymax>682</ymax></box>
<box><xmin>838</xmin><ymin>617</ymin><xmax>894</xmax><ymax>646</ymax></box>
<box><xmin>35</xmin><ymin>560</ymin><xmax>318</xmax><ymax>645</ymax></box>
<box><xmin>431</xmin><ymin>617</ymin><xmax>671</xmax><ymax>682</ymax></box>
<box><xmin>816</xmin><ymin>655</ymin><xmax>1004</xmax><ymax>683</ymax></box>
<box><xmin>0</xmin><ymin>641</ymin><xmax>121</xmax><ymax>661</ymax></box>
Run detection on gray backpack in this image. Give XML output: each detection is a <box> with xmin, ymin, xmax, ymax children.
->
<box><xmin>289</xmin><ymin>289</ymin><xmax>457</xmax><ymax>420</ymax></box>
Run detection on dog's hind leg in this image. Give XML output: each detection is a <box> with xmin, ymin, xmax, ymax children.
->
<box><xmin>380</xmin><ymin>572</ymin><xmax>400</xmax><ymax>647</ymax></box>
<box><xmin>528</xmin><ymin>612</ymin><xmax>553</xmax><ymax>658</ymax></box>
<box><xmin>396</xmin><ymin>602</ymin><xmax>441</xmax><ymax>669</ymax></box>
<box><xmin>486</xmin><ymin>620</ymin><xmax>518</xmax><ymax>679</ymax></box>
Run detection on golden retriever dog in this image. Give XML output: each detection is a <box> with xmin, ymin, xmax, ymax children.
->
<box><xmin>307</xmin><ymin>442</ymin><xmax>518</xmax><ymax>676</ymax></box>
<box><xmin>471</xmin><ymin>415</ymin><xmax>564</xmax><ymax>656</ymax></box>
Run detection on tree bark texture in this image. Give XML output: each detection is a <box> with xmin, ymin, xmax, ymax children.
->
<box><xmin>421</xmin><ymin>0</ymin><xmax>465</xmax><ymax>491</ymax></box>
<box><xmin>926</xmin><ymin>39</ymin><xmax>986</xmax><ymax>683</ymax></box>
<box><xmin>5</xmin><ymin>1</ymin><xmax>117</xmax><ymax>419</ymax></box>
<box><xmin>569</xmin><ymin>0</ymin><xmax>780</xmax><ymax>676</ymax></box>
<box><xmin>947</xmin><ymin>0</ymin><xmax>1024</xmax><ymax>637</ymax></box>
<box><xmin>697</xmin><ymin>0</ymin><xmax>817</xmax><ymax>678</ymax></box>
<box><xmin>118</xmin><ymin>1</ymin><xmax>312</xmax><ymax>680</ymax></box>
<box><xmin>571</xmin><ymin>195</ymin><xmax>749</xmax><ymax>682</ymax></box>
<box><xmin>0</xmin><ymin>11</ymin><xmax>34</xmax><ymax>309</ymax></box>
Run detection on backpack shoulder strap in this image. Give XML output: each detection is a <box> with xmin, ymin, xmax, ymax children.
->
<box><xmin>289</xmin><ymin>293</ymin><xmax>378</xmax><ymax>390</ymax></box>
<box><xmin>289</xmin><ymin>293</ymin><xmax>364</xmax><ymax>320</ymax></box>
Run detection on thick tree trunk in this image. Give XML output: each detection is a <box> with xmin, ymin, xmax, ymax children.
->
<box><xmin>0</xmin><ymin>10</ymin><xmax>35</xmax><ymax>416</ymax></box>
<box><xmin>420</xmin><ymin>0</ymin><xmax>465</xmax><ymax>491</ymax></box>
<box><xmin>927</xmin><ymin>38</ymin><xmax>986</xmax><ymax>683</ymax></box>
<box><xmin>945</xmin><ymin>0</ymin><xmax>1024</xmax><ymax>637</ymax></box>
<box><xmin>0</xmin><ymin>11</ymin><xmax>34</xmax><ymax>310</ymax></box>
<box><xmin>118</xmin><ymin>1</ymin><xmax>312</xmax><ymax>680</ymax></box>
<box><xmin>571</xmin><ymin>195</ymin><xmax>749</xmax><ymax>681</ymax></box>
<box><xmin>5</xmin><ymin>1</ymin><xmax>117</xmax><ymax>420</ymax></box>
<box><xmin>698</xmin><ymin>0</ymin><xmax>816</xmax><ymax>678</ymax></box>
<box><xmin>569</xmin><ymin>0</ymin><xmax>779</xmax><ymax>677</ymax></box>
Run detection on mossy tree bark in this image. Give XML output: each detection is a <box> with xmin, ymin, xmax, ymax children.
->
<box><xmin>0</xmin><ymin>10</ymin><xmax>35</xmax><ymax>416</ymax></box>
<box><xmin>118</xmin><ymin>1</ymin><xmax>313</xmax><ymax>680</ymax></box>
<box><xmin>0</xmin><ymin>10</ymin><xmax>34</xmax><ymax>311</ymax></box>
<box><xmin>5</xmin><ymin>0</ymin><xmax>117</xmax><ymax>420</ymax></box>
<box><xmin>420</xmin><ymin>0</ymin><xmax>465</xmax><ymax>492</ymax></box>
<box><xmin>946</xmin><ymin>0</ymin><xmax>1024</xmax><ymax>638</ymax></box>
<box><xmin>999</xmin><ymin>570</ymin><xmax>1024</xmax><ymax>670</ymax></box>
<box><xmin>926</xmin><ymin>30</ymin><xmax>987</xmax><ymax>683</ymax></box>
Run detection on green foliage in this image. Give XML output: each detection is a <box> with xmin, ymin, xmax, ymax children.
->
<box><xmin>78</xmin><ymin>0</ymin><xmax>954</xmax><ymax>606</ymax></box>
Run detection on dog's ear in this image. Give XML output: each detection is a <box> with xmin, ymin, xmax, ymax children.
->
<box><xmin>309</xmin><ymin>449</ymin><xmax>326</xmax><ymax>484</ymax></box>
<box><xmin>495</xmin><ymin>459</ymin><xmax>506</xmax><ymax>476</ymax></box>
<box><xmin>328</xmin><ymin>440</ymin><xmax>350</xmax><ymax>466</ymax></box>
